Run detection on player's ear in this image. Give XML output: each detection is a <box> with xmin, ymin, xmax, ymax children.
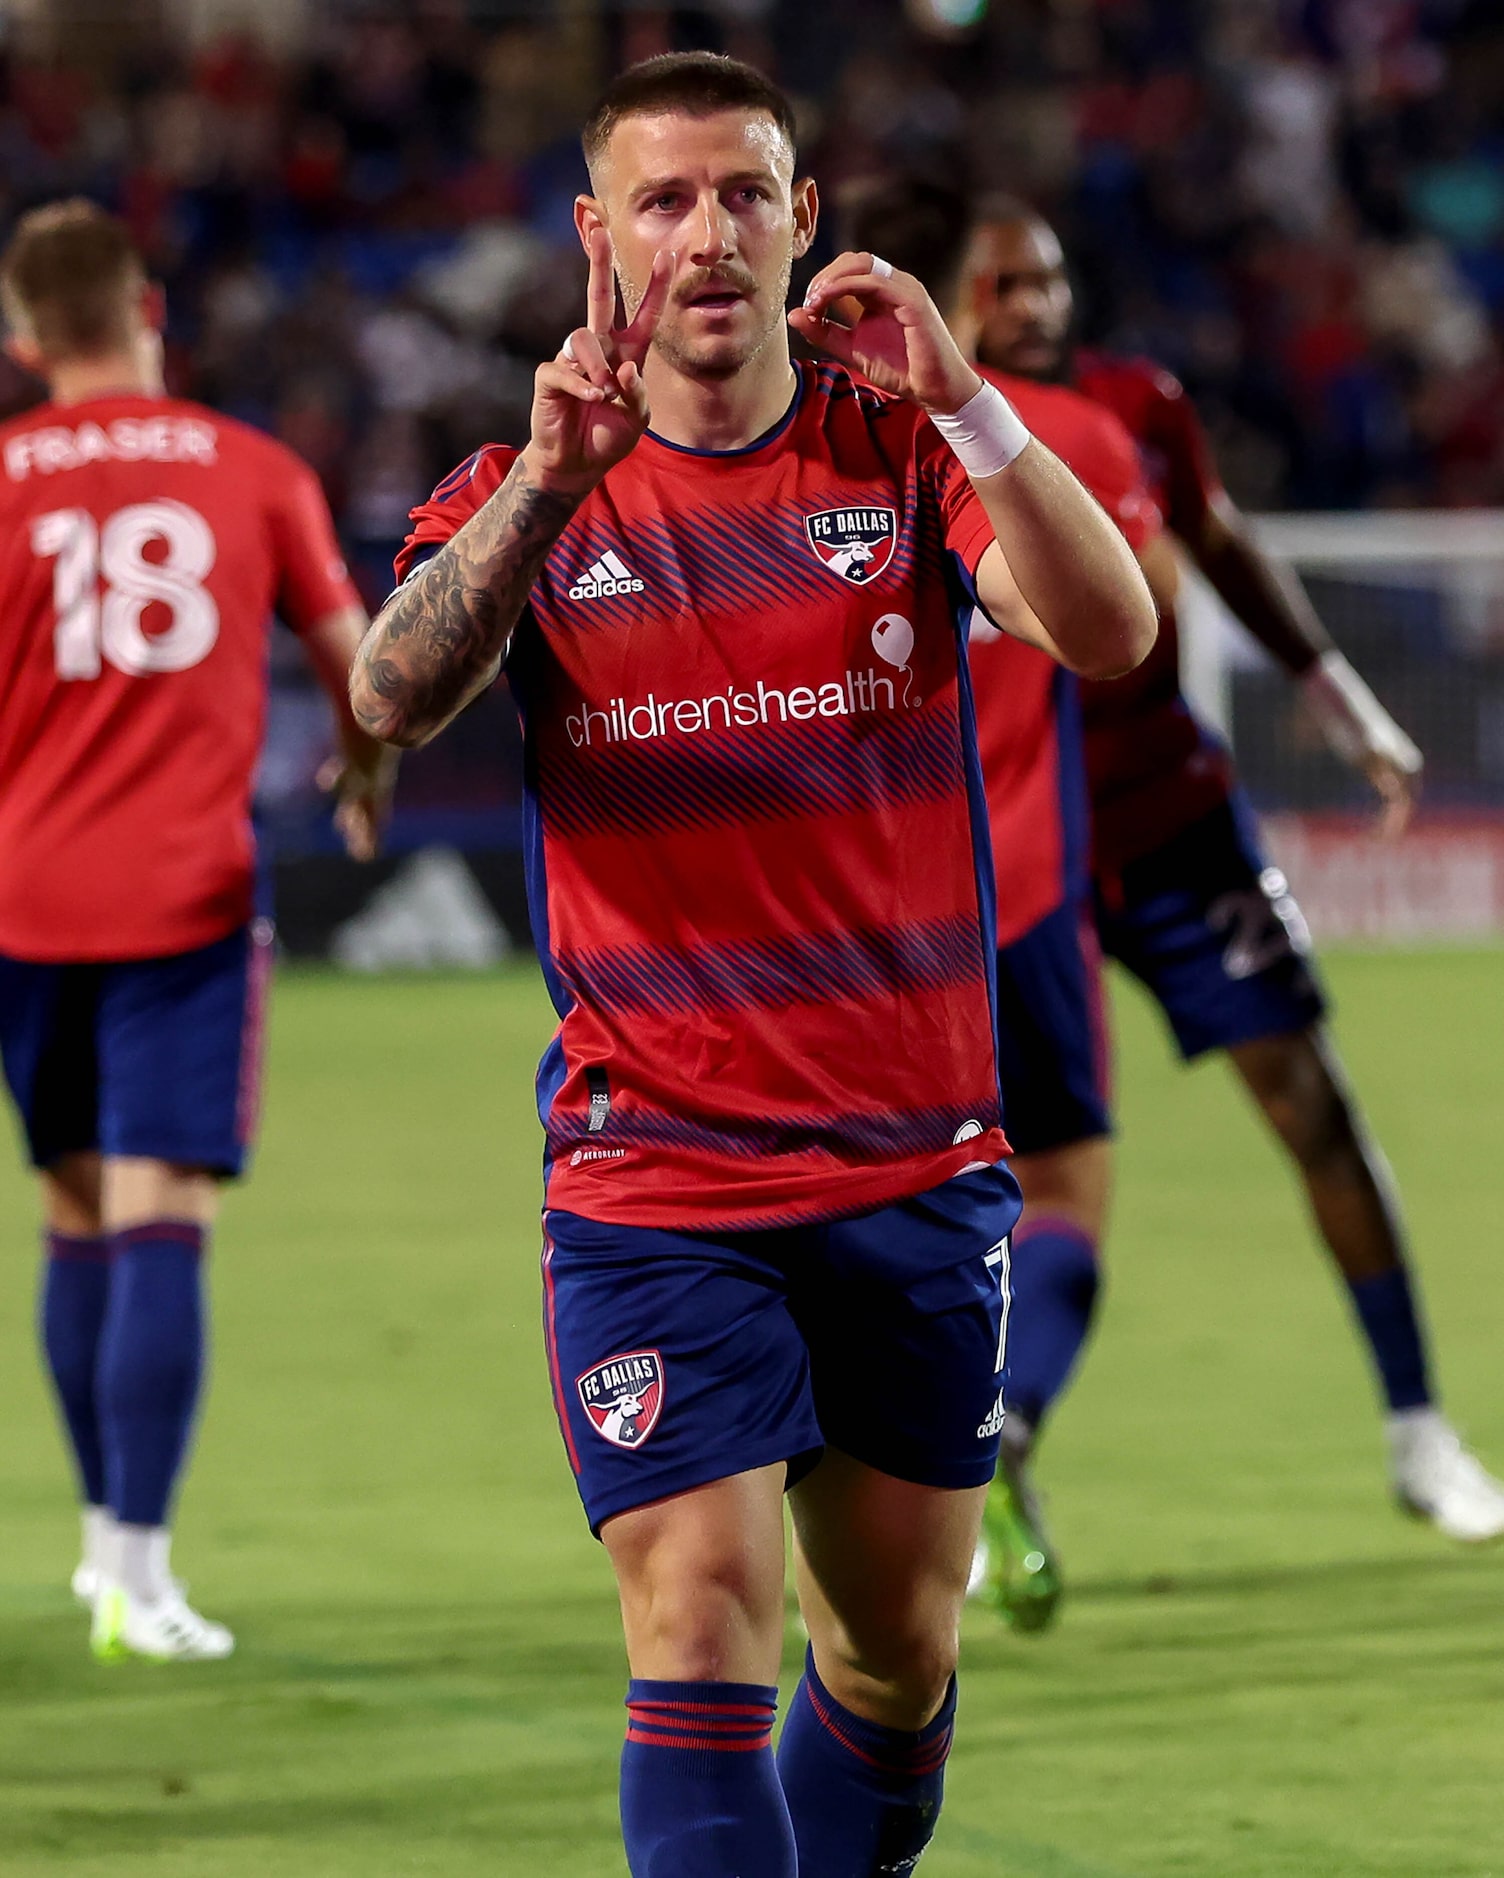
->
<box><xmin>791</xmin><ymin>176</ymin><xmax>817</xmax><ymax>261</ymax></box>
<box><xmin>574</xmin><ymin>195</ymin><xmax>607</xmax><ymax>259</ymax></box>
<box><xmin>142</xmin><ymin>281</ymin><xmax>167</xmax><ymax>333</ymax></box>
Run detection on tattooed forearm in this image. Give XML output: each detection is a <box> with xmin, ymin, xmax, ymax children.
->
<box><xmin>350</xmin><ymin>458</ymin><xmax>583</xmax><ymax>747</ymax></box>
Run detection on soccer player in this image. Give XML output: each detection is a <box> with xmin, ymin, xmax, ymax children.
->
<box><xmin>0</xmin><ymin>201</ymin><xmax>396</xmax><ymax>1660</ymax></box>
<box><xmin>844</xmin><ymin>176</ymin><xmax>1171</xmax><ymax>1629</ymax></box>
<box><xmin>954</xmin><ymin>194</ymin><xmax>1504</xmax><ymax>1585</ymax></box>
<box><xmin>351</xmin><ymin>54</ymin><xmax>1154</xmax><ymax>1878</ymax></box>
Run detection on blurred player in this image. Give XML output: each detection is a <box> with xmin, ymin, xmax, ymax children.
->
<box><xmin>955</xmin><ymin>196</ymin><xmax>1504</xmax><ymax>1576</ymax></box>
<box><xmin>847</xmin><ymin>176</ymin><xmax>1168</xmax><ymax>1629</ymax></box>
<box><xmin>0</xmin><ymin>202</ymin><xmax>396</xmax><ymax>1660</ymax></box>
<box><xmin>352</xmin><ymin>54</ymin><xmax>1154</xmax><ymax>1878</ymax></box>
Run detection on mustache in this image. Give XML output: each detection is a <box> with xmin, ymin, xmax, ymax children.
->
<box><xmin>673</xmin><ymin>265</ymin><xmax>758</xmax><ymax>304</ymax></box>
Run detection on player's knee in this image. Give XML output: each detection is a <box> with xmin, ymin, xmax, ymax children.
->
<box><xmin>618</xmin><ymin>1550</ymin><xmax>781</xmax><ymax>1683</ymax></box>
<box><xmin>1011</xmin><ymin>1140</ymin><xmax>1111</xmax><ymax>1242</ymax></box>
<box><xmin>41</xmin><ymin>1152</ymin><xmax>104</xmax><ymax>1237</ymax></box>
<box><xmin>1282</xmin><ymin>1067</ymin><xmax>1362</xmax><ymax>1174</ymax></box>
<box><xmin>822</xmin><ymin>1621</ymin><xmax>959</xmax><ymax>1728</ymax></box>
<box><xmin>1242</xmin><ymin>1036</ymin><xmax>1362</xmax><ymax>1174</ymax></box>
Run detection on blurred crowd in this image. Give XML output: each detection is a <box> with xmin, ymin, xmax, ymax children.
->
<box><xmin>1</xmin><ymin>0</ymin><xmax>1503</xmax><ymax>592</ymax></box>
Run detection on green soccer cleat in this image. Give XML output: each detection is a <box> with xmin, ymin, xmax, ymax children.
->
<box><xmin>977</xmin><ymin>1441</ymin><xmax>1062</xmax><ymax>1634</ymax></box>
<box><xmin>89</xmin><ymin>1583</ymin><xmax>130</xmax><ymax>1662</ymax></box>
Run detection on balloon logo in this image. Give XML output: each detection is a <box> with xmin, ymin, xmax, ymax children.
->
<box><xmin>872</xmin><ymin>613</ymin><xmax>919</xmax><ymax>706</ymax></box>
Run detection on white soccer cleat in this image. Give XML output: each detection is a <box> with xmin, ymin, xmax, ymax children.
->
<box><xmin>1387</xmin><ymin>1408</ymin><xmax>1504</xmax><ymax>1543</ymax></box>
<box><xmin>91</xmin><ymin>1582</ymin><xmax>235</xmax><ymax>1662</ymax></box>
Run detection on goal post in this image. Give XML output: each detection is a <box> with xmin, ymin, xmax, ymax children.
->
<box><xmin>1175</xmin><ymin>510</ymin><xmax>1504</xmax><ymax>945</ymax></box>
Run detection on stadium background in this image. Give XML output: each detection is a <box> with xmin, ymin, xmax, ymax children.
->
<box><xmin>3</xmin><ymin>0</ymin><xmax>1502</xmax><ymax>954</ymax></box>
<box><xmin>1</xmin><ymin>4</ymin><xmax>1502</xmax><ymax>1875</ymax></box>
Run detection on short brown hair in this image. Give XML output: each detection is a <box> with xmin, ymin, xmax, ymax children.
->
<box><xmin>0</xmin><ymin>199</ymin><xmax>145</xmax><ymax>361</ymax></box>
<box><xmin>582</xmin><ymin>53</ymin><xmax>797</xmax><ymax>178</ymax></box>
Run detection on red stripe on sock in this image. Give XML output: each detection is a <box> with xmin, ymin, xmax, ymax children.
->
<box><xmin>1012</xmin><ymin>1213</ymin><xmax>1097</xmax><ymax>1254</ymax></box>
<box><xmin>805</xmin><ymin>1678</ymin><xmax>888</xmax><ymax>1771</ymax></box>
<box><xmin>905</xmin><ymin>1731</ymin><xmax>953</xmax><ymax>1778</ymax></box>
<box><xmin>629</xmin><ymin>1723</ymin><xmax>770</xmax><ymax>1741</ymax></box>
<box><xmin>627</xmin><ymin>1708</ymin><xmax>771</xmax><ymax>1741</ymax></box>
<box><xmin>626</xmin><ymin>1727</ymin><xmax>772</xmax><ymax>1752</ymax></box>
<box><xmin>629</xmin><ymin>1701</ymin><xmax>773</xmax><ymax>1720</ymax></box>
<box><xmin>46</xmin><ymin>1233</ymin><xmax>110</xmax><ymax>1262</ymax></box>
<box><xmin>804</xmin><ymin>1680</ymin><xmax>951</xmax><ymax>1777</ymax></box>
<box><xmin>113</xmin><ymin>1220</ymin><xmax>204</xmax><ymax>1253</ymax></box>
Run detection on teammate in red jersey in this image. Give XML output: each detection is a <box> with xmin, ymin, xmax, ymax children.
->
<box><xmin>353</xmin><ymin>55</ymin><xmax>1154</xmax><ymax>1878</ymax></box>
<box><xmin>0</xmin><ymin>201</ymin><xmax>396</xmax><ymax>1660</ymax></box>
<box><xmin>847</xmin><ymin>175</ymin><xmax>1174</xmax><ymax>1629</ymax></box>
<box><xmin>953</xmin><ymin>195</ymin><xmax>1504</xmax><ymax>1567</ymax></box>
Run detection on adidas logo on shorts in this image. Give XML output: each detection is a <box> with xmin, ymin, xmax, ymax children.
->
<box><xmin>977</xmin><ymin>1390</ymin><xmax>1007</xmax><ymax>1440</ymax></box>
<box><xmin>569</xmin><ymin>548</ymin><xmax>645</xmax><ymax>600</ymax></box>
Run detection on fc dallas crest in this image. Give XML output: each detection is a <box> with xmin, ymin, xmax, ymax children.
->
<box><xmin>576</xmin><ymin>1349</ymin><xmax>665</xmax><ymax>1449</ymax></box>
<box><xmin>805</xmin><ymin>506</ymin><xmax>898</xmax><ymax>584</ymax></box>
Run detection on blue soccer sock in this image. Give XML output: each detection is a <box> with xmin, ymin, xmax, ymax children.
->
<box><xmin>619</xmin><ymin>1680</ymin><xmax>794</xmax><ymax>1878</ymax></box>
<box><xmin>778</xmin><ymin>1648</ymin><xmax>957</xmax><ymax>1876</ymax></box>
<box><xmin>39</xmin><ymin>1230</ymin><xmax>112</xmax><ymax>1508</ymax></box>
<box><xmin>1002</xmin><ymin>1216</ymin><xmax>1101</xmax><ymax>1431</ymax></box>
<box><xmin>97</xmin><ymin>1221</ymin><xmax>207</xmax><ymax>1529</ymax></box>
<box><xmin>1346</xmin><ymin>1265</ymin><xmax>1433</xmax><ymax>1412</ymax></box>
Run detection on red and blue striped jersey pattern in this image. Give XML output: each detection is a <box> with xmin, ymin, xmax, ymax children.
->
<box><xmin>1073</xmin><ymin>350</ymin><xmax>1236</xmax><ymax>873</ymax></box>
<box><xmin>966</xmin><ymin>368</ymin><xmax>1163</xmax><ymax>944</ymax></box>
<box><xmin>398</xmin><ymin>363</ymin><xmax>1008</xmax><ymax>1230</ymax></box>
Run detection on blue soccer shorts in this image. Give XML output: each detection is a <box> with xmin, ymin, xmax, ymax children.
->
<box><xmin>0</xmin><ymin>919</ymin><xmax>273</xmax><ymax>1178</ymax></box>
<box><xmin>541</xmin><ymin>1163</ymin><xmax>1023</xmax><ymax>1534</ymax></box>
<box><xmin>994</xmin><ymin>896</ymin><xmax>1112</xmax><ymax>1156</ymax></box>
<box><xmin>1094</xmin><ymin>793</ymin><xmax>1327</xmax><ymax>1061</ymax></box>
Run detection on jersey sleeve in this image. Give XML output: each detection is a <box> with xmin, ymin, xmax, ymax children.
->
<box><xmin>266</xmin><ymin>450</ymin><xmax>362</xmax><ymax>633</ymax></box>
<box><xmin>1082</xmin><ymin>407</ymin><xmax>1164</xmax><ymax>554</ymax></box>
<box><xmin>1145</xmin><ymin>371</ymin><xmax>1226</xmax><ymax>540</ymax></box>
<box><xmin>395</xmin><ymin>444</ymin><xmax>519</xmax><ymax>588</ymax></box>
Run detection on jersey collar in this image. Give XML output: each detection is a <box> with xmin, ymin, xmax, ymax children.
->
<box><xmin>643</xmin><ymin>367</ymin><xmax>804</xmax><ymax>461</ymax></box>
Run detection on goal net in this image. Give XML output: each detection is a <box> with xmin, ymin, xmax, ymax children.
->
<box><xmin>1179</xmin><ymin>511</ymin><xmax>1504</xmax><ymax>944</ymax></box>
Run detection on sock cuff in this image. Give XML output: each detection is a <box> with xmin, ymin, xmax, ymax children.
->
<box><xmin>800</xmin><ymin>1648</ymin><xmax>956</xmax><ymax>1777</ymax></box>
<box><xmin>625</xmin><ymin>1680</ymin><xmax>777</xmax><ymax>1753</ymax></box>
<box><xmin>1346</xmin><ymin>1265</ymin><xmax>1415</xmax><ymax>1301</ymax></box>
<box><xmin>112</xmin><ymin>1219</ymin><xmax>207</xmax><ymax>1256</ymax></box>
<box><xmin>45</xmin><ymin>1229</ymin><xmax>110</xmax><ymax>1262</ymax></box>
<box><xmin>1012</xmin><ymin>1215</ymin><xmax>1098</xmax><ymax>1257</ymax></box>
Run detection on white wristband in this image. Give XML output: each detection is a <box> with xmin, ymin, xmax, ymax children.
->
<box><xmin>1301</xmin><ymin>649</ymin><xmax>1421</xmax><ymax>774</ymax></box>
<box><xmin>929</xmin><ymin>381</ymin><xmax>1031</xmax><ymax>480</ymax></box>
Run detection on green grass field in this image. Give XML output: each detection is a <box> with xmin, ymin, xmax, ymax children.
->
<box><xmin>2</xmin><ymin>951</ymin><xmax>1501</xmax><ymax>1877</ymax></box>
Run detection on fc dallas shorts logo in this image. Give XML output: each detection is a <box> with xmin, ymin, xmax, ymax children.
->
<box><xmin>576</xmin><ymin>1349</ymin><xmax>665</xmax><ymax>1449</ymax></box>
<box><xmin>804</xmin><ymin>505</ymin><xmax>897</xmax><ymax>584</ymax></box>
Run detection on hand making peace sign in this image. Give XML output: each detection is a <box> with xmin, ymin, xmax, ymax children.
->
<box><xmin>528</xmin><ymin>230</ymin><xmax>673</xmax><ymax>493</ymax></box>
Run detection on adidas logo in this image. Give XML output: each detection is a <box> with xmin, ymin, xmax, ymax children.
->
<box><xmin>569</xmin><ymin>548</ymin><xmax>645</xmax><ymax>600</ymax></box>
<box><xmin>976</xmin><ymin>1390</ymin><xmax>1007</xmax><ymax>1440</ymax></box>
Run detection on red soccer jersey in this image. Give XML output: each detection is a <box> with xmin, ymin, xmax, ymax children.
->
<box><xmin>399</xmin><ymin>362</ymin><xmax>1009</xmax><ymax>1231</ymax></box>
<box><xmin>0</xmin><ymin>394</ymin><xmax>358</xmax><ymax>961</ymax></box>
<box><xmin>1073</xmin><ymin>351</ymin><xmax>1234</xmax><ymax>873</ymax></box>
<box><xmin>967</xmin><ymin>367</ymin><xmax>1162</xmax><ymax>944</ymax></box>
